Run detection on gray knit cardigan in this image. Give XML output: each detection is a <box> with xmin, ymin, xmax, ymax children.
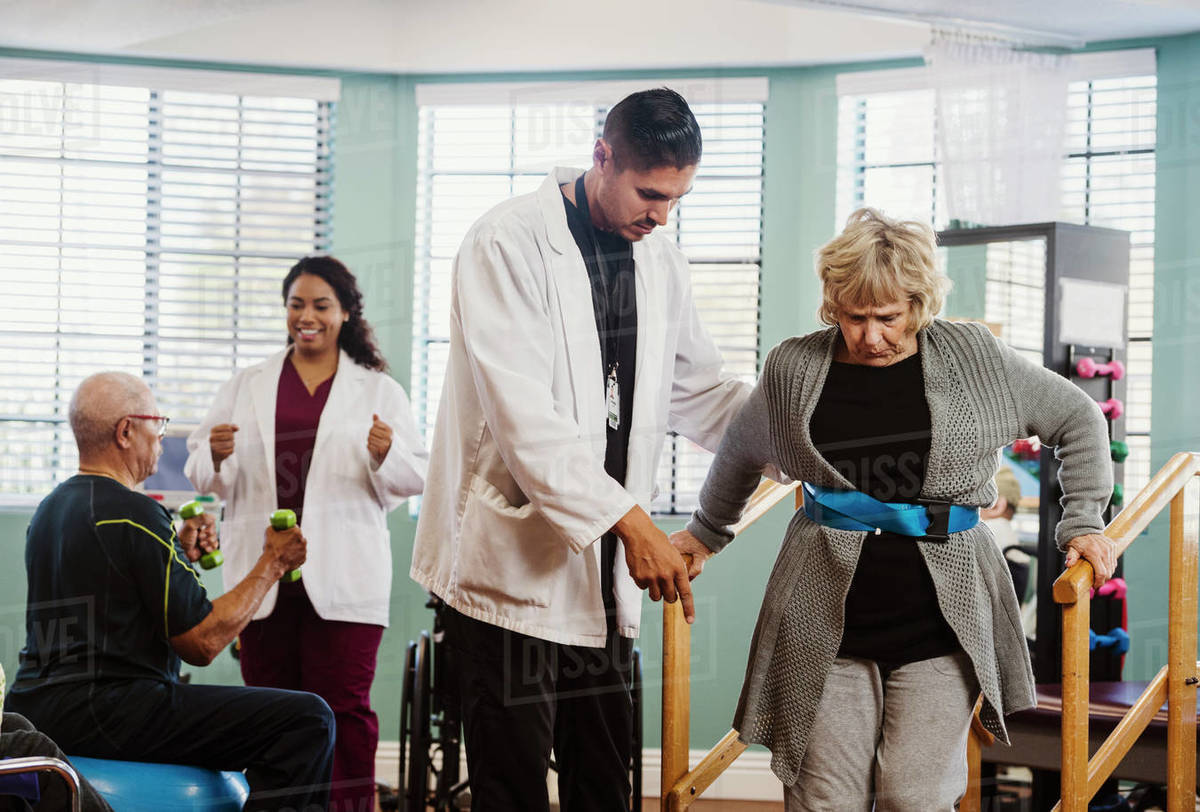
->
<box><xmin>686</xmin><ymin>319</ymin><xmax>1113</xmax><ymax>785</ymax></box>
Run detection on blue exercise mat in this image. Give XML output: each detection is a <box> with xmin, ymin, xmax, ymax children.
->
<box><xmin>69</xmin><ymin>756</ymin><xmax>249</xmax><ymax>811</ymax></box>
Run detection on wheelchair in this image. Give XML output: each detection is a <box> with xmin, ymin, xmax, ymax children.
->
<box><xmin>382</xmin><ymin>595</ymin><xmax>643</xmax><ymax>811</ymax></box>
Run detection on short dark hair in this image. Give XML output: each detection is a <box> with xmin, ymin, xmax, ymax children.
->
<box><xmin>602</xmin><ymin>88</ymin><xmax>702</xmax><ymax>172</ymax></box>
<box><xmin>282</xmin><ymin>255</ymin><xmax>388</xmax><ymax>372</ymax></box>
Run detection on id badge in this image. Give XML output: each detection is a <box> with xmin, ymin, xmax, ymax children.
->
<box><xmin>606</xmin><ymin>366</ymin><xmax>620</xmax><ymax>430</ymax></box>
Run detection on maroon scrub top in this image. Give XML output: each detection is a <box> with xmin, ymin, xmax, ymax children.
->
<box><xmin>274</xmin><ymin>354</ymin><xmax>334</xmax><ymax>524</ymax></box>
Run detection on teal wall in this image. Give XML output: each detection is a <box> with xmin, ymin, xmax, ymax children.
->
<box><xmin>1127</xmin><ymin>31</ymin><xmax>1200</xmax><ymax>680</ymax></box>
<box><xmin>3</xmin><ymin>36</ymin><xmax>1200</xmax><ymax>759</ymax></box>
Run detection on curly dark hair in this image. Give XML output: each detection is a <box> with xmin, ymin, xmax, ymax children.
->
<box><xmin>282</xmin><ymin>255</ymin><xmax>388</xmax><ymax>372</ymax></box>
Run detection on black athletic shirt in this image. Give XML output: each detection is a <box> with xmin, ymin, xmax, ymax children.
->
<box><xmin>11</xmin><ymin>475</ymin><xmax>213</xmax><ymax>692</ymax></box>
<box><xmin>809</xmin><ymin>353</ymin><xmax>960</xmax><ymax>663</ymax></box>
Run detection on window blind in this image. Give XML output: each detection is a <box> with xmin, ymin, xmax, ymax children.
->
<box><xmin>411</xmin><ymin>88</ymin><xmax>765</xmax><ymax>515</ymax></box>
<box><xmin>0</xmin><ymin>72</ymin><xmax>334</xmax><ymax>499</ymax></box>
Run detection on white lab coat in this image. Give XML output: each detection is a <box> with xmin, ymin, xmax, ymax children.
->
<box><xmin>410</xmin><ymin>167</ymin><xmax>750</xmax><ymax>647</ymax></box>
<box><xmin>185</xmin><ymin>348</ymin><xmax>428</xmax><ymax>626</ymax></box>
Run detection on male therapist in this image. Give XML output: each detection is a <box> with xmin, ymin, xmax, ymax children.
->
<box><xmin>411</xmin><ymin>88</ymin><xmax>750</xmax><ymax>810</ymax></box>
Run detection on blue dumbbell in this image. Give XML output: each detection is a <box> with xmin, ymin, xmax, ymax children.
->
<box><xmin>1089</xmin><ymin>627</ymin><xmax>1130</xmax><ymax>655</ymax></box>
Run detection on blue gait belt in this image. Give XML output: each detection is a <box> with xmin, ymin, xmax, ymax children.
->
<box><xmin>801</xmin><ymin>482</ymin><xmax>979</xmax><ymax>540</ymax></box>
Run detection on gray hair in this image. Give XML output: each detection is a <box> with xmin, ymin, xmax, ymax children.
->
<box><xmin>69</xmin><ymin>372</ymin><xmax>152</xmax><ymax>457</ymax></box>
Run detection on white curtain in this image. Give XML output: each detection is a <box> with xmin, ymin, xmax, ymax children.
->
<box><xmin>924</xmin><ymin>34</ymin><xmax>1071</xmax><ymax>227</ymax></box>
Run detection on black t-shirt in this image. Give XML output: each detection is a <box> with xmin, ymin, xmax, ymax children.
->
<box><xmin>809</xmin><ymin>353</ymin><xmax>960</xmax><ymax>663</ymax></box>
<box><xmin>11</xmin><ymin>475</ymin><xmax>213</xmax><ymax>692</ymax></box>
<box><xmin>563</xmin><ymin>181</ymin><xmax>637</xmax><ymax>625</ymax></box>
<box><xmin>562</xmin><ymin>185</ymin><xmax>637</xmax><ymax>485</ymax></box>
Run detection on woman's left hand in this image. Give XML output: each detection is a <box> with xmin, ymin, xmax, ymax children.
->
<box><xmin>668</xmin><ymin>529</ymin><xmax>715</xmax><ymax>580</ymax></box>
<box><xmin>1064</xmin><ymin>533</ymin><xmax>1118</xmax><ymax>589</ymax></box>
<box><xmin>368</xmin><ymin>413</ymin><xmax>393</xmax><ymax>466</ymax></box>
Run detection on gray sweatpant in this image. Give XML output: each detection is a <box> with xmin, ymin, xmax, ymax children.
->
<box><xmin>784</xmin><ymin>651</ymin><xmax>978</xmax><ymax>812</ymax></box>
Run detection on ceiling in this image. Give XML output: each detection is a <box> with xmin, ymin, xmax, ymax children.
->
<box><xmin>0</xmin><ymin>0</ymin><xmax>1197</xmax><ymax>74</ymax></box>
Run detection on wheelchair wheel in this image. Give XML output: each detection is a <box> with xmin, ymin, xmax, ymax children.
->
<box><xmin>406</xmin><ymin>631</ymin><xmax>432</xmax><ymax>812</ymax></box>
<box><xmin>395</xmin><ymin>640</ymin><xmax>417</xmax><ymax>809</ymax></box>
<box><xmin>631</xmin><ymin>646</ymin><xmax>643</xmax><ymax>807</ymax></box>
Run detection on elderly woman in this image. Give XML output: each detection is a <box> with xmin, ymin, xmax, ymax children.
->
<box><xmin>671</xmin><ymin>208</ymin><xmax>1116</xmax><ymax>810</ymax></box>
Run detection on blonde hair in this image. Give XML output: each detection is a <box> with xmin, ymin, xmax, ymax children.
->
<box><xmin>815</xmin><ymin>208</ymin><xmax>949</xmax><ymax>331</ymax></box>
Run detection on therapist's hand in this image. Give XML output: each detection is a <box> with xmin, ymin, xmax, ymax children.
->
<box><xmin>1064</xmin><ymin>533</ymin><xmax>1118</xmax><ymax>589</ymax></box>
<box><xmin>613</xmin><ymin>506</ymin><xmax>695</xmax><ymax>623</ymax></box>
<box><xmin>669</xmin><ymin>529</ymin><xmax>713</xmax><ymax>581</ymax></box>
<box><xmin>209</xmin><ymin>424</ymin><xmax>238</xmax><ymax>471</ymax></box>
<box><xmin>368</xmin><ymin>414</ymin><xmax>393</xmax><ymax>466</ymax></box>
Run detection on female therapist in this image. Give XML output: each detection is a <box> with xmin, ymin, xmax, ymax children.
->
<box><xmin>185</xmin><ymin>255</ymin><xmax>427</xmax><ymax>811</ymax></box>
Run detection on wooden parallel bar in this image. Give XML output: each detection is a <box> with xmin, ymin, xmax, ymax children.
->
<box><xmin>1047</xmin><ymin>453</ymin><xmax>1200</xmax><ymax>810</ymax></box>
<box><xmin>665</xmin><ymin>729</ymin><xmax>748</xmax><ymax>812</ymax></box>
<box><xmin>1166</xmin><ymin>483</ymin><xmax>1199</xmax><ymax>812</ymax></box>
<box><xmin>1085</xmin><ymin>666</ymin><xmax>1169</xmax><ymax>800</ymax></box>
<box><xmin>661</xmin><ymin>598</ymin><xmax>691</xmax><ymax>811</ymax></box>
<box><xmin>659</xmin><ymin>481</ymin><xmax>794</xmax><ymax>809</ymax></box>
<box><xmin>729</xmin><ymin>479</ymin><xmax>800</xmax><ymax>536</ymax></box>
<box><xmin>662</xmin><ymin>452</ymin><xmax>1200</xmax><ymax>810</ymax></box>
<box><xmin>1054</xmin><ymin>452</ymin><xmax>1200</xmax><ymax>606</ymax></box>
<box><xmin>1059</xmin><ymin>588</ymin><xmax>1092</xmax><ymax>812</ymax></box>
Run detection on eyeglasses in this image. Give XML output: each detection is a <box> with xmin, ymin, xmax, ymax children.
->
<box><xmin>126</xmin><ymin>414</ymin><xmax>170</xmax><ymax>438</ymax></box>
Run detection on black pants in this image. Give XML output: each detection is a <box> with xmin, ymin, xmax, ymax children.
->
<box><xmin>0</xmin><ymin>712</ymin><xmax>113</xmax><ymax>812</ymax></box>
<box><xmin>8</xmin><ymin>679</ymin><xmax>335</xmax><ymax>812</ymax></box>
<box><xmin>441</xmin><ymin>606</ymin><xmax>634</xmax><ymax>812</ymax></box>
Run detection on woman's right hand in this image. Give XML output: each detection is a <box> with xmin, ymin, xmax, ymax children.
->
<box><xmin>669</xmin><ymin>529</ymin><xmax>714</xmax><ymax>580</ymax></box>
<box><xmin>209</xmin><ymin>423</ymin><xmax>238</xmax><ymax>470</ymax></box>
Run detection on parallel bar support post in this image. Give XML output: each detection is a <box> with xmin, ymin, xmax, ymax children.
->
<box><xmin>963</xmin><ymin>729</ymin><xmax>984</xmax><ymax>812</ymax></box>
<box><xmin>1060</xmin><ymin>586</ymin><xmax>1092</xmax><ymax>812</ymax></box>
<box><xmin>662</xmin><ymin>599</ymin><xmax>691</xmax><ymax>810</ymax></box>
<box><xmin>962</xmin><ymin>700</ymin><xmax>994</xmax><ymax>812</ymax></box>
<box><xmin>1166</xmin><ymin>483</ymin><xmax>1198</xmax><ymax>812</ymax></box>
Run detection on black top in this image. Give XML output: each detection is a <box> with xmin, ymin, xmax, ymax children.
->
<box><xmin>809</xmin><ymin>352</ymin><xmax>960</xmax><ymax>663</ymax></box>
<box><xmin>563</xmin><ymin>177</ymin><xmax>637</xmax><ymax>626</ymax></box>
<box><xmin>12</xmin><ymin>475</ymin><xmax>213</xmax><ymax>691</ymax></box>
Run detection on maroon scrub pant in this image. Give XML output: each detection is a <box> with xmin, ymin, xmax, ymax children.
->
<box><xmin>239</xmin><ymin>581</ymin><xmax>384</xmax><ymax>812</ymax></box>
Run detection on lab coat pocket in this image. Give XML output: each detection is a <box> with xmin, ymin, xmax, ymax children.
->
<box><xmin>456</xmin><ymin>474</ymin><xmax>567</xmax><ymax>609</ymax></box>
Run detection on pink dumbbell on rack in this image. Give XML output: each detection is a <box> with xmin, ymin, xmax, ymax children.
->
<box><xmin>1098</xmin><ymin>398</ymin><xmax>1124</xmax><ymax>420</ymax></box>
<box><xmin>1076</xmin><ymin>357</ymin><xmax>1126</xmax><ymax>380</ymax></box>
<box><xmin>1089</xmin><ymin>577</ymin><xmax>1127</xmax><ymax>600</ymax></box>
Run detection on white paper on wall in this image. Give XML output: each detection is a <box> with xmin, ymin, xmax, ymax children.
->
<box><xmin>1058</xmin><ymin>277</ymin><xmax>1127</xmax><ymax>349</ymax></box>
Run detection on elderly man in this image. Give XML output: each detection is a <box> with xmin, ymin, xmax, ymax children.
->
<box><xmin>6</xmin><ymin>372</ymin><xmax>335</xmax><ymax>812</ymax></box>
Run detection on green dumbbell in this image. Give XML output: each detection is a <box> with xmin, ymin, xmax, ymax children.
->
<box><xmin>1110</xmin><ymin>483</ymin><xmax>1125</xmax><ymax>509</ymax></box>
<box><xmin>270</xmin><ymin>509</ymin><xmax>302</xmax><ymax>582</ymax></box>
<box><xmin>181</xmin><ymin>500</ymin><xmax>224</xmax><ymax>570</ymax></box>
<box><xmin>1110</xmin><ymin>440</ymin><xmax>1130</xmax><ymax>463</ymax></box>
